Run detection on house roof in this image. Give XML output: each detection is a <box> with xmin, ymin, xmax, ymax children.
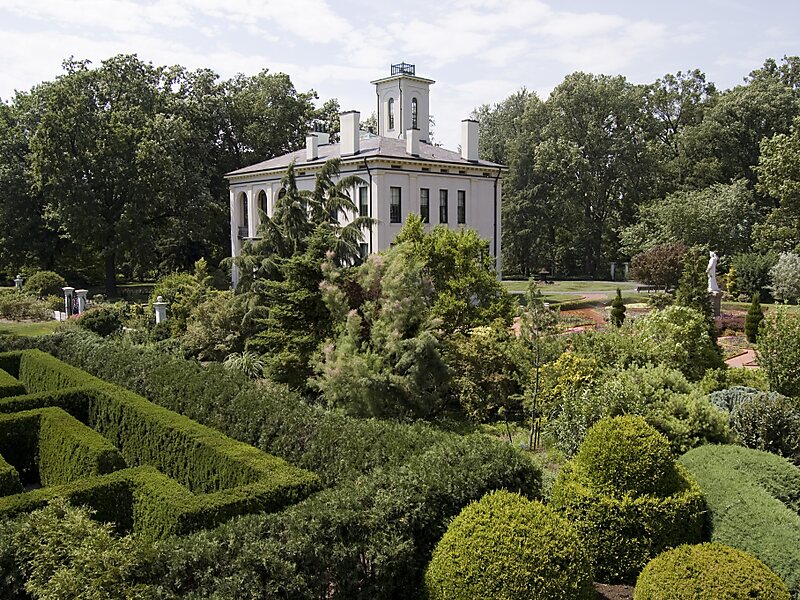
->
<box><xmin>225</xmin><ymin>136</ymin><xmax>505</xmax><ymax>178</ymax></box>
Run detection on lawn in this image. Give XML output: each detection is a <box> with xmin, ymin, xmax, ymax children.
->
<box><xmin>502</xmin><ymin>280</ymin><xmax>639</xmax><ymax>294</ymax></box>
<box><xmin>0</xmin><ymin>320</ymin><xmax>60</xmax><ymax>337</ymax></box>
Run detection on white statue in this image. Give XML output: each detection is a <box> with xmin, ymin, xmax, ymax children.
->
<box><xmin>707</xmin><ymin>251</ymin><xmax>720</xmax><ymax>293</ymax></box>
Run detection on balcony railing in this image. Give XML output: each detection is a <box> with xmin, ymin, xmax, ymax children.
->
<box><xmin>391</xmin><ymin>62</ymin><xmax>415</xmax><ymax>76</ymax></box>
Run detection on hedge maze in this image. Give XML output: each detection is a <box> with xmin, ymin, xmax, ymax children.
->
<box><xmin>0</xmin><ymin>350</ymin><xmax>320</xmax><ymax>539</ymax></box>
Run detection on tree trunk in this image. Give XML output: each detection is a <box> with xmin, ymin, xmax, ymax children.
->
<box><xmin>104</xmin><ymin>252</ymin><xmax>118</xmax><ymax>298</ymax></box>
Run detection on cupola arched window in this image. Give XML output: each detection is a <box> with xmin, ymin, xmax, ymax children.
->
<box><xmin>388</xmin><ymin>97</ymin><xmax>395</xmax><ymax>130</ymax></box>
<box><xmin>411</xmin><ymin>97</ymin><xmax>418</xmax><ymax>130</ymax></box>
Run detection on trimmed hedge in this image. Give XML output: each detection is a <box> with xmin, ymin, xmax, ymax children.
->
<box><xmin>148</xmin><ymin>434</ymin><xmax>542</xmax><ymax>599</ymax></box>
<box><xmin>550</xmin><ymin>416</ymin><xmax>705</xmax><ymax>583</ymax></box>
<box><xmin>634</xmin><ymin>543</ymin><xmax>791</xmax><ymax>600</ymax></box>
<box><xmin>0</xmin><ymin>454</ymin><xmax>21</xmax><ymax>497</ymax></box>
<box><xmin>0</xmin><ymin>407</ymin><xmax>125</xmax><ymax>486</ymax></box>
<box><xmin>425</xmin><ymin>490</ymin><xmax>594</xmax><ymax>600</ymax></box>
<box><xmin>680</xmin><ymin>445</ymin><xmax>800</xmax><ymax>595</ymax></box>
<box><xmin>0</xmin><ymin>350</ymin><xmax>320</xmax><ymax>539</ymax></box>
<box><xmin>0</xmin><ymin>369</ymin><xmax>24</xmax><ymax>399</ymax></box>
<box><xmin>0</xmin><ymin>332</ymin><xmax>453</xmax><ymax>486</ymax></box>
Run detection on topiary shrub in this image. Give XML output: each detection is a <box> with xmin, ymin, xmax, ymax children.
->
<box><xmin>425</xmin><ymin>490</ymin><xmax>594</xmax><ymax>600</ymax></box>
<box><xmin>634</xmin><ymin>543</ymin><xmax>791</xmax><ymax>600</ymax></box>
<box><xmin>22</xmin><ymin>271</ymin><xmax>67</xmax><ymax>299</ymax></box>
<box><xmin>550</xmin><ymin>416</ymin><xmax>704</xmax><ymax>583</ymax></box>
<box><xmin>610</xmin><ymin>288</ymin><xmax>626</xmax><ymax>327</ymax></box>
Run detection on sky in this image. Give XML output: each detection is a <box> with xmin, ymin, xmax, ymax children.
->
<box><xmin>0</xmin><ymin>0</ymin><xmax>798</xmax><ymax>149</ymax></box>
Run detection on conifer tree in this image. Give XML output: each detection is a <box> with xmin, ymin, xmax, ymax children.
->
<box><xmin>745</xmin><ymin>291</ymin><xmax>764</xmax><ymax>343</ymax></box>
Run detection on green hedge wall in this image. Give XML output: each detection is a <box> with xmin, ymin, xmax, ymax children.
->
<box><xmin>0</xmin><ymin>333</ymin><xmax>452</xmax><ymax>486</ymax></box>
<box><xmin>0</xmin><ymin>350</ymin><xmax>320</xmax><ymax>539</ymax></box>
<box><xmin>0</xmin><ymin>369</ymin><xmax>24</xmax><ymax>399</ymax></box>
<box><xmin>0</xmin><ymin>453</ymin><xmax>21</xmax><ymax>496</ymax></box>
<box><xmin>680</xmin><ymin>445</ymin><xmax>800</xmax><ymax>595</ymax></box>
<box><xmin>149</xmin><ymin>434</ymin><xmax>542</xmax><ymax>599</ymax></box>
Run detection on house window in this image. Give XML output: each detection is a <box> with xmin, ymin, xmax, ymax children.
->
<box><xmin>390</xmin><ymin>186</ymin><xmax>402</xmax><ymax>223</ymax></box>
<box><xmin>388</xmin><ymin>98</ymin><xmax>395</xmax><ymax>130</ymax></box>
<box><xmin>439</xmin><ymin>189</ymin><xmax>448</xmax><ymax>224</ymax></box>
<box><xmin>411</xmin><ymin>97</ymin><xmax>418</xmax><ymax>130</ymax></box>
<box><xmin>420</xmin><ymin>188</ymin><xmax>430</xmax><ymax>223</ymax></box>
<box><xmin>359</xmin><ymin>243</ymin><xmax>369</xmax><ymax>262</ymax></box>
<box><xmin>240</xmin><ymin>192</ymin><xmax>249</xmax><ymax>233</ymax></box>
<box><xmin>258</xmin><ymin>190</ymin><xmax>268</xmax><ymax>215</ymax></box>
<box><xmin>457</xmin><ymin>190</ymin><xmax>466</xmax><ymax>224</ymax></box>
<box><xmin>359</xmin><ymin>186</ymin><xmax>368</xmax><ymax>217</ymax></box>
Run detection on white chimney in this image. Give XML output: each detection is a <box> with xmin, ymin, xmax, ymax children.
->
<box><xmin>306</xmin><ymin>134</ymin><xmax>318</xmax><ymax>161</ymax></box>
<box><xmin>406</xmin><ymin>128</ymin><xmax>420</xmax><ymax>156</ymax></box>
<box><xmin>461</xmin><ymin>119</ymin><xmax>479</xmax><ymax>162</ymax></box>
<box><xmin>340</xmin><ymin>111</ymin><xmax>360</xmax><ymax>156</ymax></box>
<box><xmin>317</xmin><ymin>131</ymin><xmax>330</xmax><ymax>145</ymax></box>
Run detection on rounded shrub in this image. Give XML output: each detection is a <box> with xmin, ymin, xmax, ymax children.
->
<box><xmin>23</xmin><ymin>270</ymin><xmax>67</xmax><ymax>298</ymax></box>
<box><xmin>550</xmin><ymin>416</ymin><xmax>704</xmax><ymax>583</ymax></box>
<box><xmin>730</xmin><ymin>393</ymin><xmax>800</xmax><ymax>463</ymax></box>
<box><xmin>77</xmin><ymin>306</ymin><xmax>123</xmax><ymax>337</ymax></box>
<box><xmin>425</xmin><ymin>490</ymin><xmax>594</xmax><ymax>600</ymax></box>
<box><xmin>634</xmin><ymin>543</ymin><xmax>791</xmax><ymax>600</ymax></box>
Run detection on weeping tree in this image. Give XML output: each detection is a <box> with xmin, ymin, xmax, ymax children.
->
<box><xmin>226</xmin><ymin>158</ymin><xmax>375</xmax><ymax>391</ymax></box>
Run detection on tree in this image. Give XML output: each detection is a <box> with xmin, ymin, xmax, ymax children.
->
<box><xmin>610</xmin><ymin>288</ymin><xmax>626</xmax><ymax>327</ymax></box>
<box><xmin>630</xmin><ymin>243</ymin><xmax>688</xmax><ymax>289</ymax></box>
<box><xmin>619</xmin><ymin>180</ymin><xmax>759</xmax><ymax>258</ymax></box>
<box><xmin>312</xmin><ymin>244</ymin><xmax>450</xmax><ymax>419</ymax></box>
<box><xmin>517</xmin><ymin>281</ymin><xmax>559</xmax><ymax>450</ymax></box>
<box><xmin>769</xmin><ymin>252</ymin><xmax>800</xmax><ymax>303</ymax></box>
<box><xmin>394</xmin><ymin>215</ymin><xmax>514</xmax><ymax>334</ymax></box>
<box><xmin>28</xmin><ymin>56</ymin><xmax>219</xmax><ymax>294</ymax></box>
<box><xmin>675</xmin><ymin>248</ymin><xmax>715</xmax><ymax>341</ymax></box>
<box><xmin>745</xmin><ymin>292</ymin><xmax>765</xmax><ymax>343</ymax></box>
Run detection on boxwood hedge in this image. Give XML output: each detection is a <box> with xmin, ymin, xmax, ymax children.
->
<box><xmin>0</xmin><ymin>350</ymin><xmax>320</xmax><ymax>539</ymax></box>
<box><xmin>550</xmin><ymin>416</ymin><xmax>705</xmax><ymax>583</ymax></box>
<box><xmin>0</xmin><ymin>331</ymin><xmax>453</xmax><ymax>486</ymax></box>
<box><xmin>680</xmin><ymin>444</ymin><xmax>800</xmax><ymax>595</ymax></box>
<box><xmin>0</xmin><ymin>369</ymin><xmax>24</xmax><ymax>399</ymax></box>
<box><xmin>634</xmin><ymin>543</ymin><xmax>791</xmax><ymax>600</ymax></box>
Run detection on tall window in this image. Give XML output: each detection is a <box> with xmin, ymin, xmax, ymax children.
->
<box><xmin>439</xmin><ymin>189</ymin><xmax>448</xmax><ymax>224</ymax></box>
<box><xmin>240</xmin><ymin>192</ymin><xmax>249</xmax><ymax>233</ymax></box>
<box><xmin>390</xmin><ymin>186</ymin><xmax>402</xmax><ymax>223</ymax></box>
<box><xmin>388</xmin><ymin>98</ymin><xmax>395</xmax><ymax>130</ymax></box>
<box><xmin>359</xmin><ymin>243</ymin><xmax>369</xmax><ymax>262</ymax></box>
<box><xmin>420</xmin><ymin>188</ymin><xmax>430</xmax><ymax>223</ymax></box>
<box><xmin>411</xmin><ymin>97</ymin><xmax>418</xmax><ymax>130</ymax></box>
<box><xmin>359</xmin><ymin>186</ymin><xmax>368</xmax><ymax>217</ymax></box>
<box><xmin>258</xmin><ymin>190</ymin><xmax>268</xmax><ymax>215</ymax></box>
<box><xmin>457</xmin><ymin>190</ymin><xmax>466</xmax><ymax>224</ymax></box>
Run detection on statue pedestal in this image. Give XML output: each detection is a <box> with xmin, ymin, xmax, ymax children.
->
<box><xmin>709</xmin><ymin>291</ymin><xmax>721</xmax><ymax>317</ymax></box>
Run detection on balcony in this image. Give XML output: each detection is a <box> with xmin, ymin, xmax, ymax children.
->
<box><xmin>391</xmin><ymin>62</ymin><xmax>415</xmax><ymax>76</ymax></box>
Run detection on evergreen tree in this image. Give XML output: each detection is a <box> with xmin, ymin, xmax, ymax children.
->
<box><xmin>676</xmin><ymin>248</ymin><xmax>718</xmax><ymax>344</ymax></box>
<box><xmin>610</xmin><ymin>288</ymin><xmax>626</xmax><ymax>327</ymax></box>
<box><xmin>745</xmin><ymin>291</ymin><xmax>764</xmax><ymax>343</ymax></box>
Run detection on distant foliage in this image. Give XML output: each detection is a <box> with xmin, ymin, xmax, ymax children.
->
<box><xmin>769</xmin><ymin>252</ymin><xmax>800</xmax><ymax>303</ymax></box>
<box><xmin>22</xmin><ymin>271</ymin><xmax>66</xmax><ymax>299</ymax></box>
<box><xmin>76</xmin><ymin>306</ymin><xmax>122</xmax><ymax>337</ymax></box>
<box><xmin>634</xmin><ymin>543</ymin><xmax>791</xmax><ymax>600</ymax></box>
<box><xmin>730</xmin><ymin>392</ymin><xmax>800</xmax><ymax>463</ymax></box>
<box><xmin>0</xmin><ymin>290</ymin><xmax>51</xmax><ymax>321</ymax></box>
<box><xmin>425</xmin><ymin>491</ymin><xmax>594</xmax><ymax>600</ymax></box>
<box><xmin>730</xmin><ymin>252</ymin><xmax>778</xmax><ymax>298</ymax></box>
<box><xmin>646</xmin><ymin>291</ymin><xmax>673</xmax><ymax>310</ymax></box>
<box><xmin>630</xmin><ymin>244</ymin><xmax>688</xmax><ymax>289</ymax></box>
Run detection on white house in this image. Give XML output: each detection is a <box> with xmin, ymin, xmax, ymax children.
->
<box><xmin>226</xmin><ymin>63</ymin><xmax>506</xmax><ymax>287</ymax></box>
